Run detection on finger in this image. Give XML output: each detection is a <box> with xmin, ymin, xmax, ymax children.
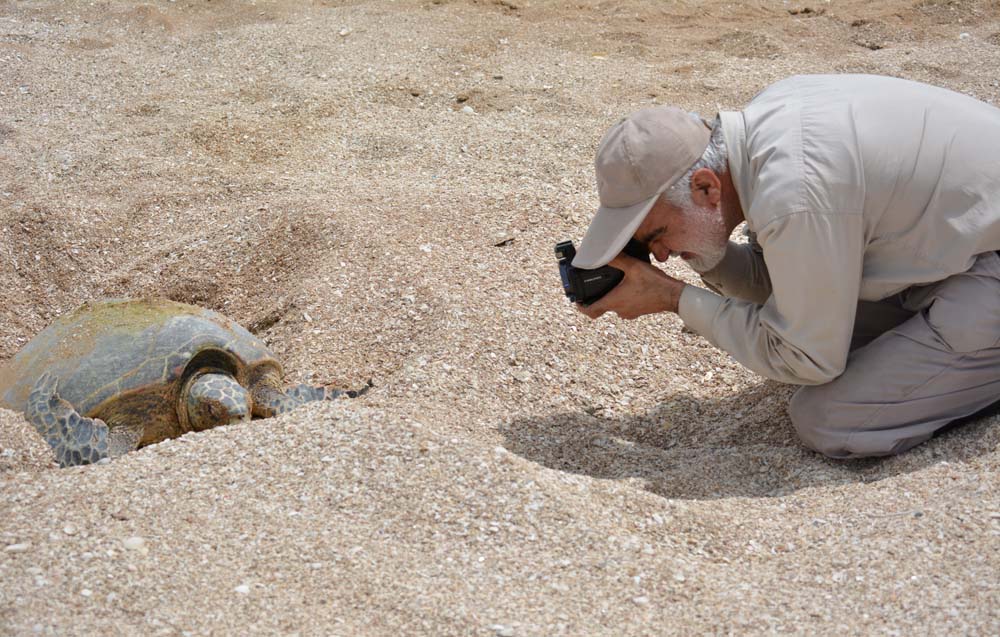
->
<box><xmin>594</xmin><ymin>283</ymin><xmax>633</xmax><ymax>318</ymax></box>
<box><xmin>585</xmin><ymin>283</ymin><xmax>626</xmax><ymax>317</ymax></box>
<box><xmin>576</xmin><ymin>301</ymin><xmax>605</xmax><ymax>320</ymax></box>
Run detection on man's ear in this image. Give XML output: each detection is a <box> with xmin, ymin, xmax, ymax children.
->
<box><xmin>689</xmin><ymin>168</ymin><xmax>722</xmax><ymax>207</ymax></box>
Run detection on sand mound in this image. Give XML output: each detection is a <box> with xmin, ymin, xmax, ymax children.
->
<box><xmin>4</xmin><ymin>402</ymin><xmax>998</xmax><ymax>634</ymax></box>
<box><xmin>0</xmin><ymin>409</ymin><xmax>57</xmax><ymax>473</ymax></box>
<box><xmin>2</xmin><ymin>0</ymin><xmax>999</xmax><ymax>634</ymax></box>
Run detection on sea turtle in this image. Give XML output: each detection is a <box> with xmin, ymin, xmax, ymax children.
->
<box><xmin>0</xmin><ymin>298</ymin><xmax>368</xmax><ymax>468</ymax></box>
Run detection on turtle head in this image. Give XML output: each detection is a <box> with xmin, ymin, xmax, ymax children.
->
<box><xmin>182</xmin><ymin>372</ymin><xmax>251</xmax><ymax>432</ymax></box>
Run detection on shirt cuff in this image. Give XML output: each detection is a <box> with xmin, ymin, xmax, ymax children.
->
<box><xmin>677</xmin><ymin>285</ymin><xmax>724</xmax><ymax>345</ymax></box>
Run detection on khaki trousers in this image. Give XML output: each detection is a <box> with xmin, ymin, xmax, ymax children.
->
<box><xmin>789</xmin><ymin>251</ymin><xmax>1000</xmax><ymax>458</ymax></box>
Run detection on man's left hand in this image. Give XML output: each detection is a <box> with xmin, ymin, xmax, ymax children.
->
<box><xmin>576</xmin><ymin>254</ymin><xmax>686</xmax><ymax>320</ymax></box>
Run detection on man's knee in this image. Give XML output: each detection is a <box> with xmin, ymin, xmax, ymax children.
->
<box><xmin>789</xmin><ymin>385</ymin><xmax>931</xmax><ymax>459</ymax></box>
<box><xmin>788</xmin><ymin>386</ymin><xmax>849</xmax><ymax>458</ymax></box>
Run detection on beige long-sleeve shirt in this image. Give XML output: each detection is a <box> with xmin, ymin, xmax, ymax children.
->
<box><xmin>677</xmin><ymin>74</ymin><xmax>1000</xmax><ymax>385</ymax></box>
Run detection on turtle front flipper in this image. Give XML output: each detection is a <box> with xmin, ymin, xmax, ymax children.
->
<box><xmin>26</xmin><ymin>373</ymin><xmax>111</xmax><ymax>468</ymax></box>
<box><xmin>251</xmin><ymin>372</ymin><xmax>371</xmax><ymax>418</ymax></box>
<box><xmin>286</xmin><ymin>380</ymin><xmax>372</xmax><ymax>402</ymax></box>
<box><xmin>250</xmin><ymin>383</ymin><xmax>305</xmax><ymax>418</ymax></box>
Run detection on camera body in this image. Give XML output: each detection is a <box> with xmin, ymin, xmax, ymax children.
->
<box><xmin>555</xmin><ymin>239</ymin><xmax>651</xmax><ymax>305</ymax></box>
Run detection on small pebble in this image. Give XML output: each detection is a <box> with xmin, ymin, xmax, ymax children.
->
<box><xmin>489</xmin><ymin>625</ymin><xmax>514</xmax><ymax>637</ymax></box>
<box><xmin>493</xmin><ymin>233</ymin><xmax>515</xmax><ymax>247</ymax></box>
<box><xmin>511</xmin><ymin>370</ymin><xmax>532</xmax><ymax>383</ymax></box>
<box><xmin>632</xmin><ymin>595</ymin><xmax>650</xmax><ymax>606</ymax></box>
<box><xmin>63</xmin><ymin>524</ymin><xmax>78</xmax><ymax>535</ymax></box>
<box><xmin>5</xmin><ymin>543</ymin><xmax>30</xmax><ymax>553</ymax></box>
<box><xmin>123</xmin><ymin>536</ymin><xmax>146</xmax><ymax>551</ymax></box>
<box><xmin>234</xmin><ymin>584</ymin><xmax>251</xmax><ymax>595</ymax></box>
<box><xmin>81</xmin><ymin>589</ymin><xmax>92</xmax><ymax>597</ymax></box>
<box><xmin>461</xmin><ymin>105</ymin><xmax>476</xmax><ymax>115</ymax></box>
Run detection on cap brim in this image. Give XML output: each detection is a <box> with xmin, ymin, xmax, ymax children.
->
<box><xmin>571</xmin><ymin>193</ymin><xmax>659</xmax><ymax>269</ymax></box>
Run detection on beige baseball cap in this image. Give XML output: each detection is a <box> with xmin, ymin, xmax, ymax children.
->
<box><xmin>572</xmin><ymin>106</ymin><xmax>710</xmax><ymax>269</ymax></box>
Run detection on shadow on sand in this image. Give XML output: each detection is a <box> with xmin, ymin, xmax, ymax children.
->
<box><xmin>500</xmin><ymin>381</ymin><xmax>1000</xmax><ymax>501</ymax></box>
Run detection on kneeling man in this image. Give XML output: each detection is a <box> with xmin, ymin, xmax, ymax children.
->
<box><xmin>575</xmin><ymin>74</ymin><xmax>1000</xmax><ymax>458</ymax></box>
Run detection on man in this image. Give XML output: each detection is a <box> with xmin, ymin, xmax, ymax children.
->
<box><xmin>574</xmin><ymin>74</ymin><xmax>1000</xmax><ymax>458</ymax></box>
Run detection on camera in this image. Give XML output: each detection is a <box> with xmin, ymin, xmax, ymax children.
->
<box><xmin>555</xmin><ymin>238</ymin><xmax>651</xmax><ymax>305</ymax></box>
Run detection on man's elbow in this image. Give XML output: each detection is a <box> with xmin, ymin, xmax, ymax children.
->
<box><xmin>790</xmin><ymin>360</ymin><xmax>845</xmax><ymax>386</ymax></box>
<box><xmin>769</xmin><ymin>348</ymin><xmax>846</xmax><ymax>385</ymax></box>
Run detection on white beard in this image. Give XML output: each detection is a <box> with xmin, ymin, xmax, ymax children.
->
<box><xmin>681</xmin><ymin>204</ymin><xmax>728</xmax><ymax>273</ymax></box>
<box><xmin>685</xmin><ymin>245</ymin><xmax>726</xmax><ymax>273</ymax></box>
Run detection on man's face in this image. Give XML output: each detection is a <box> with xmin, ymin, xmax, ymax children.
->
<box><xmin>633</xmin><ymin>195</ymin><xmax>729</xmax><ymax>273</ymax></box>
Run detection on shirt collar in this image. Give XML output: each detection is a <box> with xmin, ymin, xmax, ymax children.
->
<box><xmin>718</xmin><ymin>110</ymin><xmax>752</xmax><ymax>230</ymax></box>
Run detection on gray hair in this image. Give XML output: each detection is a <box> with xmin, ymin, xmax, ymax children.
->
<box><xmin>663</xmin><ymin>114</ymin><xmax>728</xmax><ymax>210</ymax></box>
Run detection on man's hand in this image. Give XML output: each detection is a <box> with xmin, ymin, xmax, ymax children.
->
<box><xmin>576</xmin><ymin>254</ymin><xmax>686</xmax><ymax>320</ymax></box>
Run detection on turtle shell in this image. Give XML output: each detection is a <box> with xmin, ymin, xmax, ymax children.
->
<box><xmin>0</xmin><ymin>298</ymin><xmax>282</xmax><ymax>446</ymax></box>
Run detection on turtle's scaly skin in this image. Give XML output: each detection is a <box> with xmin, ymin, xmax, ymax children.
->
<box><xmin>185</xmin><ymin>373</ymin><xmax>252</xmax><ymax>431</ymax></box>
<box><xmin>0</xmin><ymin>298</ymin><xmax>335</xmax><ymax>466</ymax></box>
<box><xmin>26</xmin><ymin>372</ymin><xmax>110</xmax><ymax>467</ymax></box>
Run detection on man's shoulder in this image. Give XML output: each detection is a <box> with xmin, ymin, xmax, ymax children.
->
<box><xmin>750</xmin><ymin>74</ymin><xmax>922</xmax><ymax>103</ymax></box>
<box><xmin>740</xmin><ymin>76</ymin><xmax>877</xmax><ymax>221</ymax></box>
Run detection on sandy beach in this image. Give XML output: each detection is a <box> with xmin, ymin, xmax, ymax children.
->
<box><xmin>1</xmin><ymin>0</ymin><xmax>999</xmax><ymax>634</ymax></box>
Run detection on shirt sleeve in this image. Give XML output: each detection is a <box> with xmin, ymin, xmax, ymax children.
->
<box><xmin>697</xmin><ymin>234</ymin><xmax>772</xmax><ymax>305</ymax></box>
<box><xmin>678</xmin><ymin>211</ymin><xmax>864</xmax><ymax>385</ymax></box>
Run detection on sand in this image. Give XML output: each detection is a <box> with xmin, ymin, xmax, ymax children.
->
<box><xmin>1</xmin><ymin>0</ymin><xmax>999</xmax><ymax>634</ymax></box>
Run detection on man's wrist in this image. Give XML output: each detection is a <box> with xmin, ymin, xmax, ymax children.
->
<box><xmin>661</xmin><ymin>278</ymin><xmax>685</xmax><ymax>314</ymax></box>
